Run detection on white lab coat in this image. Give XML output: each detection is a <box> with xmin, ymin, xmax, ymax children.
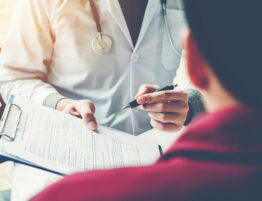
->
<box><xmin>0</xmin><ymin>0</ymin><xmax>187</xmax><ymax>135</ymax></box>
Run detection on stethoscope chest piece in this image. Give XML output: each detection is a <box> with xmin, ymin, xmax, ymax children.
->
<box><xmin>92</xmin><ymin>33</ymin><xmax>113</xmax><ymax>55</ymax></box>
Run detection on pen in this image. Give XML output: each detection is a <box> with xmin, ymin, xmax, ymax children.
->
<box><xmin>121</xmin><ymin>84</ymin><xmax>178</xmax><ymax>110</ymax></box>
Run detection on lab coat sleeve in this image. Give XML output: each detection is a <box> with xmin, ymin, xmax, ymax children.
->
<box><xmin>184</xmin><ymin>89</ymin><xmax>205</xmax><ymax>125</ymax></box>
<box><xmin>0</xmin><ymin>0</ymin><xmax>60</xmax><ymax>104</ymax></box>
<box><xmin>174</xmin><ymin>56</ymin><xmax>205</xmax><ymax>124</ymax></box>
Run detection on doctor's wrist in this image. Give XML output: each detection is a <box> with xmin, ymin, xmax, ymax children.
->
<box><xmin>56</xmin><ymin>98</ymin><xmax>75</xmax><ymax>111</ymax></box>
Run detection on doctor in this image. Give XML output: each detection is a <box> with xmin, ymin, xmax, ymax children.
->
<box><xmin>0</xmin><ymin>0</ymin><xmax>203</xmax><ymax>134</ymax></box>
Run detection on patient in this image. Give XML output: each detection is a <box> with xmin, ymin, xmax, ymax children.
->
<box><xmin>32</xmin><ymin>0</ymin><xmax>262</xmax><ymax>200</ymax></box>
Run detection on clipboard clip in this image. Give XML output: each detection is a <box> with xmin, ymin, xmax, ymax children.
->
<box><xmin>0</xmin><ymin>103</ymin><xmax>22</xmax><ymax>141</ymax></box>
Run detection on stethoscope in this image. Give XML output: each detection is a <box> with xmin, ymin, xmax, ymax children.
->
<box><xmin>160</xmin><ymin>0</ymin><xmax>183</xmax><ymax>57</ymax></box>
<box><xmin>89</xmin><ymin>0</ymin><xmax>183</xmax><ymax>57</ymax></box>
<box><xmin>89</xmin><ymin>0</ymin><xmax>113</xmax><ymax>55</ymax></box>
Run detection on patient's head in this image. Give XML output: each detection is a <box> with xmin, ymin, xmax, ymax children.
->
<box><xmin>183</xmin><ymin>0</ymin><xmax>262</xmax><ymax>111</ymax></box>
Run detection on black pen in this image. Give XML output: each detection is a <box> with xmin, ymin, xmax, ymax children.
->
<box><xmin>121</xmin><ymin>84</ymin><xmax>178</xmax><ymax>110</ymax></box>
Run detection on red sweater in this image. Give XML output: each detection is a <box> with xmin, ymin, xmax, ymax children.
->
<box><xmin>32</xmin><ymin>106</ymin><xmax>262</xmax><ymax>201</ymax></box>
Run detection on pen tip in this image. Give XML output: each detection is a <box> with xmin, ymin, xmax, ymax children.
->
<box><xmin>121</xmin><ymin>105</ymin><xmax>129</xmax><ymax>110</ymax></box>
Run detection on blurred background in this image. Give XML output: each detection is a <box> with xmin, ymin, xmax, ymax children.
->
<box><xmin>0</xmin><ymin>1</ymin><xmax>17</xmax><ymax>200</ymax></box>
<box><xmin>0</xmin><ymin>0</ymin><xmax>17</xmax><ymax>113</ymax></box>
<box><xmin>0</xmin><ymin>0</ymin><xmax>17</xmax><ymax>49</ymax></box>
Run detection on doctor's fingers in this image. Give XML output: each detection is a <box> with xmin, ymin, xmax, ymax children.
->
<box><xmin>63</xmin><ymin>107</ymin><xmax>81</xmax><ymax>117</ymax></box>
<box><xmin>62</xmin><ymin>100</ymin><xmax>95</xmax><ymax>114</ymax></box>
<box><xmin>148</xmin><ymin>112</ymin><xmax>187</xmax><ymax>126</ymax></box>
<box><xmin>81</xmin><ymin>113</ymin><xmax>97</xmax><ymax>131</ymax></box>
<box><xmin>62</xmin><ymin>101</ymin><xmax>97</xmax><ymax>130</ymax></box>
<box><xmin>150</xmin><ymin>119</ymin><xmax>183</xmax><ymax>133</ymax></box>
<box><xmin>135</xmin><ymin>85</ymin><xmax>159</xmax><ymax>99</ymax></box>
<box><xmin>73</xmin><ymin>101</ymin><xmax>97</xmax><ymax>130</ymax></box>
<box><xmin>74</xmin><ymin>100</ymin><xmax>96</xmax><ymax>114</ymax></box>
<box><xmin>137</xmin><ymin>90</ymin><xmax>188</xmax><ymax>104</ymax></box>
<box><xmin>141</xmin><ymin>101</ymin><xmax>189</xmax><ymax>114</ymax></box>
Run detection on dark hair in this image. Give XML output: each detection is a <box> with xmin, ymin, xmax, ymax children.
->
<box><xmin>183</xmin><ymin>0</ymin><xmax>262</xmax><ymax>109</ymax></box>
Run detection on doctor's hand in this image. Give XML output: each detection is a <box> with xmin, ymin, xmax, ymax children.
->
<box><xmin>56</xmin><ymin>99</ymin><xmax>98</xmax><ymax>131</ymax></box>
<box><xmin>136</xmin><ymin>85</ymin><xmax>189</xmax><ymax>132</ymax></box>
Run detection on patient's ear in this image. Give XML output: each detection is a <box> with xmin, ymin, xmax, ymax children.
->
<box><xmin>184</xmin><ymin>31</ymin><xmax>209</xmax><ymax>89</ymax></box>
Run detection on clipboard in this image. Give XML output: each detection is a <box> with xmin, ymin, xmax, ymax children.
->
<box><xmin>0</xmin><ymin>95</ymin><xmax>163</xmax><ymax>176</ymax></box>
<box><xmin>0</xmin><ymin>95</ymin><xmax>65</xmax><ymax>175</ymax></box>
<box><xmin>0</xmin><ymin>95</ymin><xmax>22</xmax><ymax>141</ymax></box>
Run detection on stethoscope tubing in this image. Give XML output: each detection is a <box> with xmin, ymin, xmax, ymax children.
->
<box><xmin>161</xmin><ymin>1</ymin><xmax>183</xmax><ymax>58</ymax></box>
<box><xmin>89</xmin><ymin>0</ymin><xmax>102</xmax><ymax>34</ymax></box>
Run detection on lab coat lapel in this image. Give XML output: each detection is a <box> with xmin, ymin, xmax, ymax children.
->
<box><xmin>135</xmin><ymin>0</ymin><xmax>159</xmax><ymax>49</ymax></box>
<box><xmin>104</xmin><ymin>0</ymin><xmax>134</xmax><ymax>49</ymax></box>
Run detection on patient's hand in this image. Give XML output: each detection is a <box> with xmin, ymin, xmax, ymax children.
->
<box><xmin>56</xmin><ymin>99</ymin><xmax>97</xmax><ymax>131</ymax></box>
<box><xmin>136</xmin><ymin>85</ymin><xmax>189</xmax><ymax>132</ymax></box>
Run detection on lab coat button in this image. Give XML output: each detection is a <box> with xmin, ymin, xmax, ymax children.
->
<box><xmin>132</xmin><ymin>54</ymin><xmax>139</xmax><ymax>62</ymax></box>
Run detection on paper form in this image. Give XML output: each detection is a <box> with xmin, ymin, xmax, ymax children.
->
<box><xmin>0</xmin><ymin>96</ymin><xmax>161</xmax><ymax>175</ymax></box>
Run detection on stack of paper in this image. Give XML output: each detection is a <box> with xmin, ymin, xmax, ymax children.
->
<box><xmin>0</xmin><ymin>96</ymin><xmax>161</xmax><ymax>175</ymax></box>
